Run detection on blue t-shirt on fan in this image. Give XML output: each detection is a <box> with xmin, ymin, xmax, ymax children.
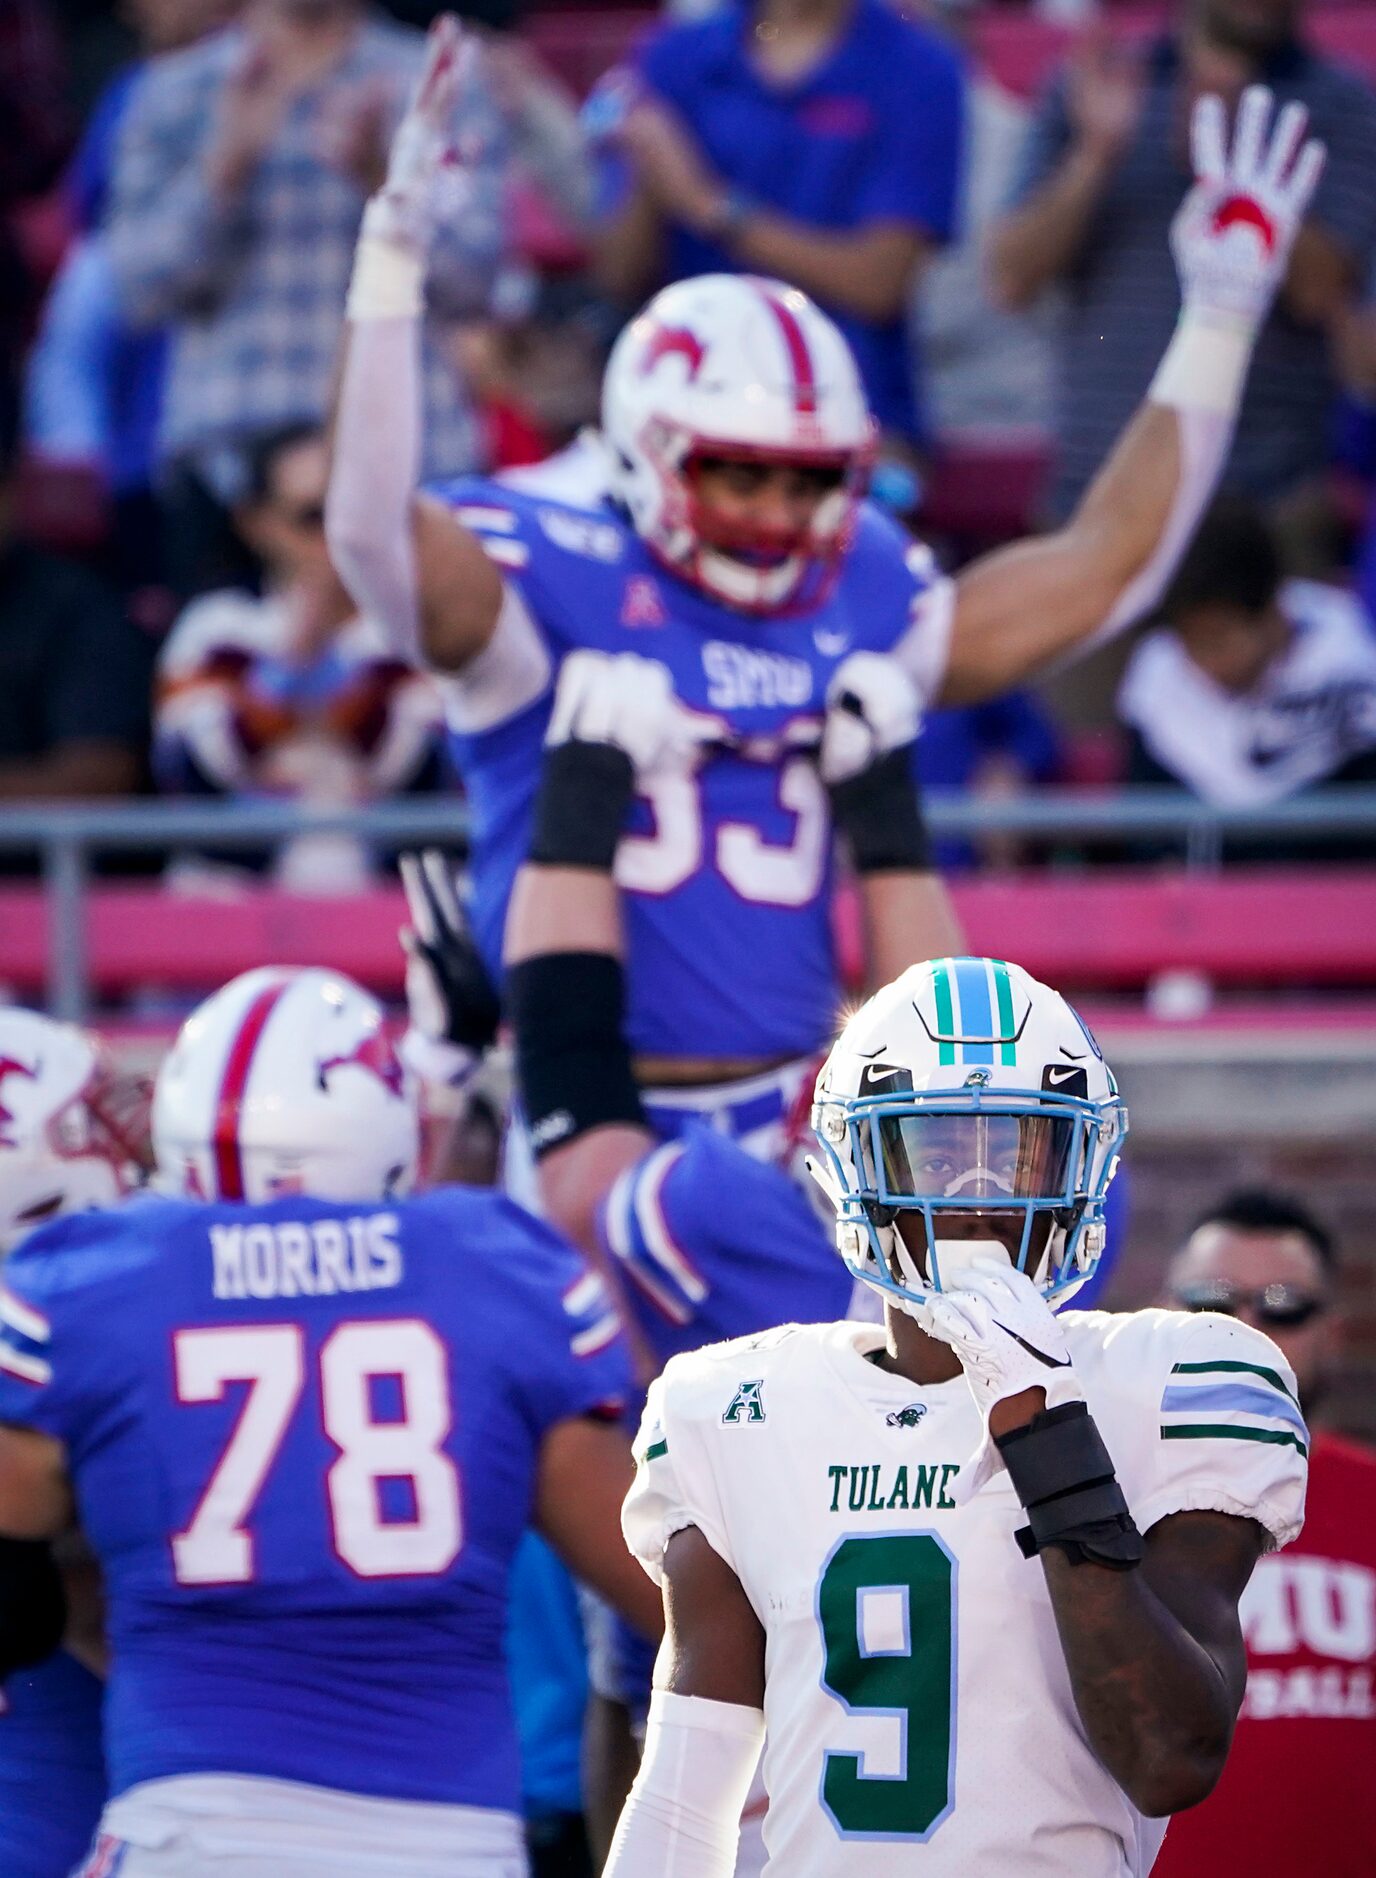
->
<box><xmin>0</xmin><ymin>1190</ymin><xmax>630</xmax><ymax>1812</ymax></box>
<box><xmin>634</xmin><ymin>0</ymin><xmax>964</xmax><ymax>443</ymax></box>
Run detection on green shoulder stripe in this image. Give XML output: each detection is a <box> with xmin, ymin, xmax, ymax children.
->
<box><xmin>1162</xmin><ymin>1422</ymin><xmax>1307</xmax><ymax>1458</ymax></box>
<box><xmin>1170</xmin><ymin>1358</ymin><xmax>1298</xmax><ymax>1405</ymax></box>
<box><xmin>641</xmin><ymin>1437</ymin><xmax>668</xmax><ymax>1463</ymax></box>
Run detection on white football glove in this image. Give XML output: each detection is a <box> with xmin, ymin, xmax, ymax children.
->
<box><xmin>361</xmin><ymin>13</ymin><xmax>475</xmax><ymax>255</ymax></box>
<box><xmin>546</xmin><ymin>649</ymin><xmax>717</xmax><ymax>777</ymax></box>
<box><xmin>819</xmin><ymin>652</ymin><xmax>922</xmax><ymax>787</ymax></box>
<box><xmin>922</xmin><ymin>1258</ymin><xmax>1085</xmax><ymax>1503</ymax></box>
<box><xmin>1171</xmin><ymin>86</ymin><xmax>1325</xmax><ymax>333</ymax></box>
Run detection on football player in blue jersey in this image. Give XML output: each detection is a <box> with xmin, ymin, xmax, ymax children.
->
<box><xmin>0</xmin><ymin>1008</ymin><xmax>150</xmax><ymax>1878</ymax></box>
<box><xmin>329</xmin><ymin>22</ymin><xmax>1324</xmax><ymax>1158</ymax></box>
<box><xmin>0</xmin><ymin>968</ymin><xmax>660</xmax><ymax>1877</ymax></box>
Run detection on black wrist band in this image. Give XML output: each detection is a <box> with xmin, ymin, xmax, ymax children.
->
<box><xmin>0</xmin><ymin>1538</ymin><xmax>66</xmax><ymax>1677</ymax></box>
<box><xmin>827</xmin><ymin>747</ymin><xmax>932</xmax><ymax>875</ymax></box>
<box><xmin>996</xmin><ymin>1401</ymin><xmax>1144</xmax><ymax>1571</ymax></box>
<box><xmin>529</xmin><ymin>742</ymin><xmax>636</xmax><ymax>872</ymax></box>
<box><xmin>508</xmin><ymin>952</ymin><xmax>645</xmax><ymax>1158</ymax></box>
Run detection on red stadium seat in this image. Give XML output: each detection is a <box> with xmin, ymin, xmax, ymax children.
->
<box><xmin>1</xmin><ymin>871</ymin><xmax>1373</xmax><ymax>1006</ymax></box>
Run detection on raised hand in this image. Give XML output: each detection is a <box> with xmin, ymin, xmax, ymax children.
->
<box><xmin>922</xmin><ymin>1258</ymin><xmax>1085</xmax><ymax>1501</ymax></box>
<box><xmin>546</xmin><ymin>649</ymin><xmax>721</xmax><ymax>778</ymax></box>
<box><xmin>399</xmin><ymin>849</ymin><xmax>501</xmax><ymax>1056</ymax></box>
<box><xmin>1172</xmin><ymin>85</ymin><xmax>1325</xmax><ymax>331</ymax></box>
<box><xmin>207</xmin><ymin>39</ymin><xmax>301</xmax><ymax>195</ymax></box>
<box><xmin>1065</xmin><ymin>26</ymin><xmax>1143</xmax><ymax>162</ymax></box>
<box><xmin>362</xmin><ymin>13</ymin><xmax>474</xmax><ymax>254</ymax></box>
<box><xmin>818</xmin><ymin>651</ymin><xmax>922</xmax><ymax>787</ymax></box>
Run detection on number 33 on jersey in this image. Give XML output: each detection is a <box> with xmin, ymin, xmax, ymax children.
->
<box><xmin>626</xmin><ymin>1311</ymin><xmax>1307</xmax><ymax>1876</ymax></box>
<box><xmin>433</xmin><ymin>476</ymin><xmax>952</xmax><ymax>1064</ymax></box>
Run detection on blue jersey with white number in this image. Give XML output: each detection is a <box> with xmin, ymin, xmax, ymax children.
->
<box><xmin>0</xmin><ymin>1190</ymin><xmax>629</xmax><ymax>1810</ymax></box>
<box><xmin>435</xmin><ymin>481</ymin><xmax>947</xmax><ymax>1062</ymax></box>
<box><xmin>0</xmin><ymin>1650</ymin><xmax>105</xmax><ymax>1878</ymax></box>
<box><xmin>599</xmin><ymin>1127</ymin><xmax>852</xmax><ymax>1369</ymax></box>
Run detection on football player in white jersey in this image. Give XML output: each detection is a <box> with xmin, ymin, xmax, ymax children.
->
<box><xmin>606</xmin><ymin>962</ymin><xmax>1308</xmax><ymax>1876</ymax></box>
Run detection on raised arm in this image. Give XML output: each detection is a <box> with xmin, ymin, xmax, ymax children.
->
<box><xmin>986</xmin><ymin>34</ymin><xmax>1141</xmax><ymax>312</ymax></box>
<box><xmin>106</xmin><ymin>43</ymin><xmax>286</xmax><ymax>328</ymax></box>
<box><xmin>938</xmin><ymin>88</ymin><xmax>1324</xmax><ymax>706</ymax></box>
<box><xmin>819</xmin><ymin>654</ymin><xmax>962</xmax><ymax>986</ymax></box>
<box><xmin>325</xmin><ymin>18</ymin><xmax>508</xmax><ymax>672</ymax></box>
<box><xmin>503</xmin><ymin>652</ymin><xmax>688</xmax><ymax>1260</ymax></box>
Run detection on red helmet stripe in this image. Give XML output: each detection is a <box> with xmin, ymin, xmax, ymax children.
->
<box><xmin>212</xmin><ymin>979</ymin><xmax>292</xmax><ymax>1200</ymax></box>
<box><xmin>757</xmin><ymin>287</ymin><xmax>818</xmax><ymax>417</ymax></box>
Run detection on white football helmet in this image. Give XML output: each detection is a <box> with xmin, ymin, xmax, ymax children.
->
<box><xmin>810</xmin><ymin>958</ymin><xmax>1128</xmax><ymax>1312</ymax></box>
<box><xmin>602</xmin><ymin>273</ymin><xmax>874</xmax><ymax>614</ymax></box>
<box><xmin>153</xmin><ymin>967</ymin><xmax>419</xmax><ymax>1204</ymax></box>
<box><xmin>0</xmin><ymin>1009</ymin><xmax>149</xmax><ymax>1255</ymax></box>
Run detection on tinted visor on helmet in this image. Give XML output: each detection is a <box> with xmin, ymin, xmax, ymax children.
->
<box><xmin>873</xmin><ymin>1112</ymin><xmax>1077</xmax><ymax>1207</ymax></box>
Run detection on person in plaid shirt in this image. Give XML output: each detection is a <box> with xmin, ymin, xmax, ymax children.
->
<box><xmin>106</xmin><ymin>0</ymin><xmax>507</xmax><ymax>529</ymax></box>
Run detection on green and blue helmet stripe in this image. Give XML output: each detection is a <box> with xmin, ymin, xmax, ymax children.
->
<box><xmin>928</xmin><ymin>958</ymin><xmax>1020</xmax><ymax>1068</ymax></box>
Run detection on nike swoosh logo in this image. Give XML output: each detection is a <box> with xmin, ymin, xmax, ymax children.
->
<box><xmin>861</xmin><ymin>1063</ymin><xmax>905</xmax><ymax>1085</ymax></box>
<box><xmin>1045</xmin><ymin>1066</ymin><xmax>1081</xmax><ymax>1086</ymax></box>
<box><xmin>993</xmin><ymin>1320</ymin><xmax>1072</xmax><ymax>1368</ymax></box>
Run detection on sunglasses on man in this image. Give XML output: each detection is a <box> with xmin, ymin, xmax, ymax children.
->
<box><xmin>1172</xmin><ymin>1280</ymin><xmax>1326</xmax><ymax>1329</ymax></box>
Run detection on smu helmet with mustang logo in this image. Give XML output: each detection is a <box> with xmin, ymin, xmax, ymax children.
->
<box><xmin>602</xmin><ymin>273</ymin><xmax>875</xmax><ymax>616</ymax></box>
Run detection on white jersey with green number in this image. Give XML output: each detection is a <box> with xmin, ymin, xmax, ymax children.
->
<box><xmin>624</xmin><ymin>1307</ymin><xmax>1308</xmax><ymax>1877</ymax></box>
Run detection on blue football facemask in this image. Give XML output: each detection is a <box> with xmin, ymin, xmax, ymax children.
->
<box><xmin>814</xmin><ymin>1084</ymin><xmax>1128</xmax><ymax>1309</ymax></box>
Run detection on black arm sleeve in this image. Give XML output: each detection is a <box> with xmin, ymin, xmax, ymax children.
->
<box><xmin>0</xmin><ymin>1537</ymin><xmax>66</xmax><ymax>1677</ymax></box>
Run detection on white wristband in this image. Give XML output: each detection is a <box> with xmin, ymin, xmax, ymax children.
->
<box><xmin>346</xmin><ymin>231</ymin><xmax>425</xmax><ymax>322</ymax></box>
<box><xmin>1149</xmin><ymin>304</ymin><xmax>1255</xmax><ymax>417</ymax></box>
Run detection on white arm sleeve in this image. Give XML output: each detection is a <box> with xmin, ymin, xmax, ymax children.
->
<box><xmin>325</xmin><ymin>258</ymin><xmax>425</xmax><ymax>665</ymax></box>
<box><xmin>604</xmin><ymin>1691</ymin><xmax>765</xmax><ymax>1878</ymax></box>
<box><xmin>1084</xmin><ymin>308</ymin><xmax>1247</xmax><ymax>654</ymax></box>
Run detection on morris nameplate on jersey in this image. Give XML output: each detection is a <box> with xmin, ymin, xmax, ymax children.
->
<box><xmin>210</xmin><ymin>1213</ymin><xmax>404</xmax><ymax>1300</ymax></box>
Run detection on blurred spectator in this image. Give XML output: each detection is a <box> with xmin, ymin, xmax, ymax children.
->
<box><xmin>0</xmin><ymin>377</ymin><xmax>153</xmax><ymax>803</ymax></box>
<box><xmin>0</xmin><ymin>0</ymin><xmax>73</xmax><ymax>374</ymax></box>
<box><xmin>24</xmin><ymin>0</ymin><xmax>234</xmax><ymax>618</ymax></box>
<box><xmin>919</xmin><ymin>7</ymin><xmax>1053</xmax><ymax>441</ymax></box>
<box><xmin>105</xmin><ymin>0</ymin><xmax>507</xmax><ymax>597</ymax></box>
<box><xmin>1118</xmin><ymin>497</ymin><xmax>1376</xmax><ymax>852</ymax></box>
<box><xmin>1332</xmin><ymin>294</ymin><xmax>1376</xmax><ymax>627</ymax></box>
<box><xmin>990</xmin><ymin>2</ymin><xmax>1376</xmax><ymax>522</ymax></box>
<box><xmin>483</xmin><ymin>32</ymin><xmax>595</xmax><ymax>247</ymax></box>
<box><xmin>153</xmin><ymin>424</ymin><xmax>446</xmax><ymax>888</ymax></box>
<box><xmin>592</xmin><ymin>0</ymin><xmax>964</xmax><ymax>459</ymax></box>
<box><xmin>1155</xmin><ymin>1190</ymin><xmax>1376</xmax><ymax>1878</ymax></box>
<box><xmin>454</xmin><ymin>275</ymin><xmax>607</xmax><ymax>473</ymax></box>
<box><xmin>917</xmin><ymin>691</ymin><xmax>1061</xmax><ymax>869</ymax></box>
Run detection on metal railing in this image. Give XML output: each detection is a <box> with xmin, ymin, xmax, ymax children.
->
<box><xmin>2</xmin><ymin>787</ymin><xmax>1374</xmax><ymax>1021</ymax></box>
